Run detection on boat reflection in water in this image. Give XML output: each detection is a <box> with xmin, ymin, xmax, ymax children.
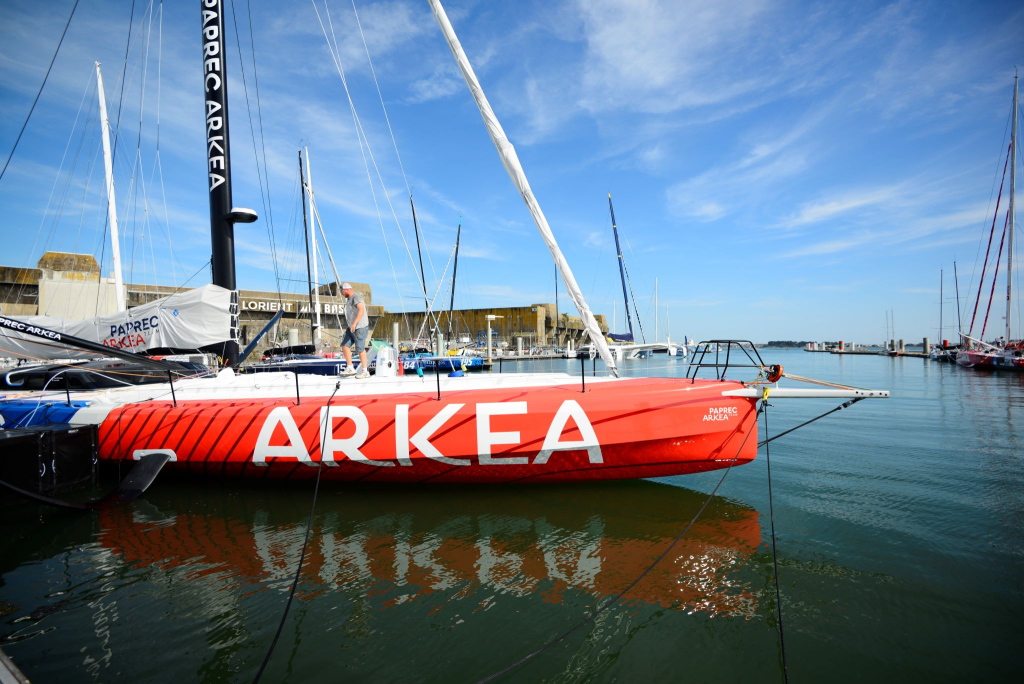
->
<box><xmin>96</xmin><ymin>481</ymin><xmax>761</xmax><ymax>623</ymax></box>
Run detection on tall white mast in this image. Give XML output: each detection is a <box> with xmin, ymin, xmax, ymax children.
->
<box><xmin>1006</xmin><ymin>74</ymin><xmax>1017</xmax><ymax>343</ymax></box>
<box><xmin>95</xmin><ymin>62</ymin><xmax>125</xmax><ymax>312</ymax></box>
<box><xmin>427</xmin><ymin>0</ymin><xmax>618</xmax><ymax>375</ymax></box>
<box><xmin>655</xmin><ymin>277</ymin><xmax>659</xmax><ymax>341</ymax></box>
<box><xmin>304</xmin><ymin>146</ymin><xmax>321</xmax><ymax>347</ymax></box>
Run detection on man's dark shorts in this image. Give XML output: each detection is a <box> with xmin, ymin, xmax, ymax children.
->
<box><xmin>342</xmin><ymin>327</ymin><xmax>368</xmax><ymax>350</ymax></box>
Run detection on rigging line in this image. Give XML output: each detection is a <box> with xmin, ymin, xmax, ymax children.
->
<box><xmin>155</xmin><ymin>1</ymin><xmax>162</xmax><ymax>152</ymax></box>
<box><xmin>0</xmin><ymin>0</ymin><xmax>81</xmax><ymax>182</ymax></box>
<box><xmin>129</xmin><ymin>1</ymin><xmax>155</xmax><ymax>289</ymax></box>
<box><xmin>307</xmin><ymin>191</ymin><xmax>348</xmax><ymax>332</ymax></box>
<box><xmin>153</xmin><ymin>0</ymin><xmax>180</xmax><ymax>287</ymax></box>
<box><xmin>246</xmin><ymin>0</ymin><xmax>283</xmax><ymax>299</ymax></box>
<box><xmin>312</xmin><ymin>237</ymin><xmax>344</xmax><ymax>334</ymax></box>
<box><xmin>137</xmin><ymin>2</ymin><xmax>157</xmax><ymax>289</ymax></box>
<box><xmin>414</xmin><ymin>237</ymin><xmax>459</xmax><ymax>342</ymax></box>
<box><xmin>39</xmin><ymin>106</ymin><xmax>97</xmax><ymax>315</ymax></box>
<box><xmin>63</xmin><ymin>128</ymin><xmax>104</xmax><ymax>317</ymax></box>
<box><xmin>350</xmin><ymin>0</ymin><xmax>410</xmax><ymax>196</ymax></box>
<box><xmin>166</xmin><ymin>259</ymin><xmax>214</xmax><ymax>298</ymax></box>
<box><xmin>979</xmin><ymin>211</ymin><xmax>1010</xmax><ymax>340</ymax></box>
<box><xmin>311</xmin><ymin>2</ymin><xmax>419</xmax><ymax>320</ymax></box>
<box><xmin>757</xmin><ymin>397</ymin><xmax>864</xmax><ymax>448</ymax></box>
<box><xmin>622</xmin><ymin>258</ymin><xmax>646</xmax><ymax>343</ymax></box>
<box><xmin>100</xmin><ymin>41</ymin><xmax>147</xmax><ymax>285</ymax></box>
<box><xmin>474</xmin><ymin>403</ymin><xmax>764</xmax><ymax>684</ymax></box>
<box><xmin>109</xmin><ymin>0</ymin><xmax>138</xmax><ymax>175</ymax></box>
<box><xmin>252</xmin><ymin>383</ymin><xmax>339</xmax><ymax>684</ymax></box>
<box><xmin>620</xmin><ymin>232</ymin><xmax>649</xmax><ymax>341</ymax></box>
<box><xmin>326</xmin><ymin>1</ymin><xmax>445</xmax><ymax>304</ymax></box>
<box><xmin>968</xmin><ymin>144</ymin><xmax>1010</xmax><ymax>337</ymax></box>
<box><xmin>228</xmin><ymin>0</ymin><xmax>282</xmax><ymax>297</ymax></box>
<box><xmin>12</xmin><ymin>71</ymin><xmax>94</xmax><ymax>307</ymax></box>
<box><xmin>762</xmin><ymin>403</ymin><xmax>789</xmax><ymax>683</ymax></box>
<box><xmin>315</xmin><ymin>2</ymin><xmax>428</xmax><ymax>290</ymax></box>
<box><xmin>965</xmin><ymin>107</ymin><xmax>1014</xmax><ymax>319</ymax></box>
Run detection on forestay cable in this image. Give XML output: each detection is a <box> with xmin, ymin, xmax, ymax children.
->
<box><xmin>351</xmin><ymin>0</ymin><xmax>410</xmax><ymax>196</ymax></box>
<box><xmin>311</xmin><ymin>1</ymin><xmax>442</xmax><ymax>333</ymax></box>
<box><xmin>762</xmin><ymin>401</ymin><xmax>789</xmax><ymax>683</ymax></box>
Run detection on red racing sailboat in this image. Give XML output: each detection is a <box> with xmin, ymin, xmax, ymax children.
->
<box><xmin>0</xmin><ymin>0</ymin><xmax>887</xmax><ymax>485</ymax></box>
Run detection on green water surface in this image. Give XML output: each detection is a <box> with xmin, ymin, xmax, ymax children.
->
<box><xmin>1</xmin><ymin>350</ymin><xmax>1020</xmax><ymax>682</ymax></box>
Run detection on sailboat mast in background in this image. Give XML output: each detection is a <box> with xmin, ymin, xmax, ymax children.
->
<box><xmin>1006</xmin><ymin>74</ymin><xmax>1016</xmax><ymax>343</ymax></box>
<box><xmin>608</xmin><ymin>194</ymin><xmax>634</xmax><ymax>341</ymax></box>
<box><xmin>298</xmin><ymin>150</ymin><xmax>315</xmax><ymax>345</ymax></box>
<box><xmin>449</xmin><ymin>218</ymin><xmax>461</xmax><ymax>341</ymax></box>
<box><xmin>655</xmin><ymin>277</ymin><xmax>659</xmax><ymax>342</ymax></box>
<box><xmin>94</xmin><ymin>62</ymin><xmax>125</xmax><ymax>312</ymax></box>
<box><xmin>305</xmin><ymin>146</ymin><xmax>321</xmax><ymax>348</ymax></box>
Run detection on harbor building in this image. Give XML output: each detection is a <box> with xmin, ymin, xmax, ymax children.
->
<box><xmin>377</xmin><ymin>304</ymin><xmax>608</xmax><ymax>350</ymax></box>
<box><xmin>2</xmin><ymin>252</ymin><xmax>610</xmax><ymax>357</ymax></box>
<box><xmin>0</xmin><ymin>251</ymin><xmax>381</xmax><ymax>358</ymax></box>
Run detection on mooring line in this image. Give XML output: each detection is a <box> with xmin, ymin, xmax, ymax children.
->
<box><xmin>763</xmin><ymin>400</ymin><xmax>789</xmax><ymax>683</ymax></box>
<box><xmin>253</xmin><ymin>383</ymin><xmax>339</xmax><ymax>683</ymax></box>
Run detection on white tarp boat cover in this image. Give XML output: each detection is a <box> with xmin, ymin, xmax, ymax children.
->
<box><xmin>427</xmin><ymin>0</ymin><xmax>618</xmax><ymax>376</ymax></box>
<box><xmin>0</xmin><ymin>284</ymin><xmax>237</xmax><ymax>361</ymax></box>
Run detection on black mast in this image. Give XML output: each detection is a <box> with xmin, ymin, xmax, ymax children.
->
<box><xmin>606</xmin><ymin>193</ymin><xmax>630</xmax><ymax>339</ymax></box>
<box><xmin>299</xmin><ymin>150</ymin><xmax>316</xmax><ymax>345</ymax></box>
<box><xmin>448</xmin><ymin>218</ymin><xmax>461</xmax><ymax>340</ymax></box>
<box><xmin>201</xmin><ymin>0</ymin><xmax>254</xmax><ymax>366</ymax></box>
<box><xmin>410</xmin><ymin>196</ymin><xmax>430</xmax><ymax>315</ymax></box>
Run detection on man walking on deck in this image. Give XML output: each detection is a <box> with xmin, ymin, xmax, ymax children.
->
<box><xmin>340</xmin><ymin>283</ymin><xmax>370</xmax><ymax>378</ymax></box>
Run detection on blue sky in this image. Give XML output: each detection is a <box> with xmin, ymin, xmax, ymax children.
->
<box><xmin>1</xmin><ymin>0</ymin><xmax>1022</xmax><ymax>344</ymax></box>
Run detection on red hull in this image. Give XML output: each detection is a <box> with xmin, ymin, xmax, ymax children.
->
<box><xmin>956</xmin><ymin>349</ymin><xmax>1024</xmax><ymax>370</ymax></box>
<box><xmin>97</xmin><ymin>378</ymin><xmax>758</xmax><ymax>483</ymax></box>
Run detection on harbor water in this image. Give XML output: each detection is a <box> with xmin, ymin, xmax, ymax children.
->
<box><xmin>0</xmin><ymin>349</ymin><xmax>1020</xmax><ymax>682</ymax></box>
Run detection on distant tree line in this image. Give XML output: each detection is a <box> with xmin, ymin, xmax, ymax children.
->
<box><xmin>762</xmin><ymin>340</ymin><xmax>837</xmax><ymax>348</ymax></box>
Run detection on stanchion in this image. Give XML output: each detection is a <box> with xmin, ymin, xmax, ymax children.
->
<box><xmin>167</xmin><ymin>370</ymin><xmax>177</xmax><ymax>408</ymax></box>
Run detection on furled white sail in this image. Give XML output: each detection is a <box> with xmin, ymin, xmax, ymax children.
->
<box><xmin>0</xmin><ymin>284</ymin><xmax>237</xmax><ymax>361</ymax></box>
<box><xmin>427</xmin><ymin>0</ymin><xmax>618</xmax><ymax>375</ymax></box>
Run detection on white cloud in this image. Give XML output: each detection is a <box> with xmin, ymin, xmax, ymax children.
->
<box><xmin>406</xmin><ymin>65</ymin><xmax>462</xmax><ymax>103</ymax></box>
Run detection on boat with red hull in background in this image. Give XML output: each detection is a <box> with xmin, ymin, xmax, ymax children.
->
<box><xmin>957</xmin><ymin>75</ymin><xmax>1022</xmax><ymax>371</ymax></box>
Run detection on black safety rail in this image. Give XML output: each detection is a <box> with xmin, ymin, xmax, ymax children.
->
<box><xmin>686</xmin><ymin>340</ymin><xmax>766</xmax><ymax>381</ymax></box>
